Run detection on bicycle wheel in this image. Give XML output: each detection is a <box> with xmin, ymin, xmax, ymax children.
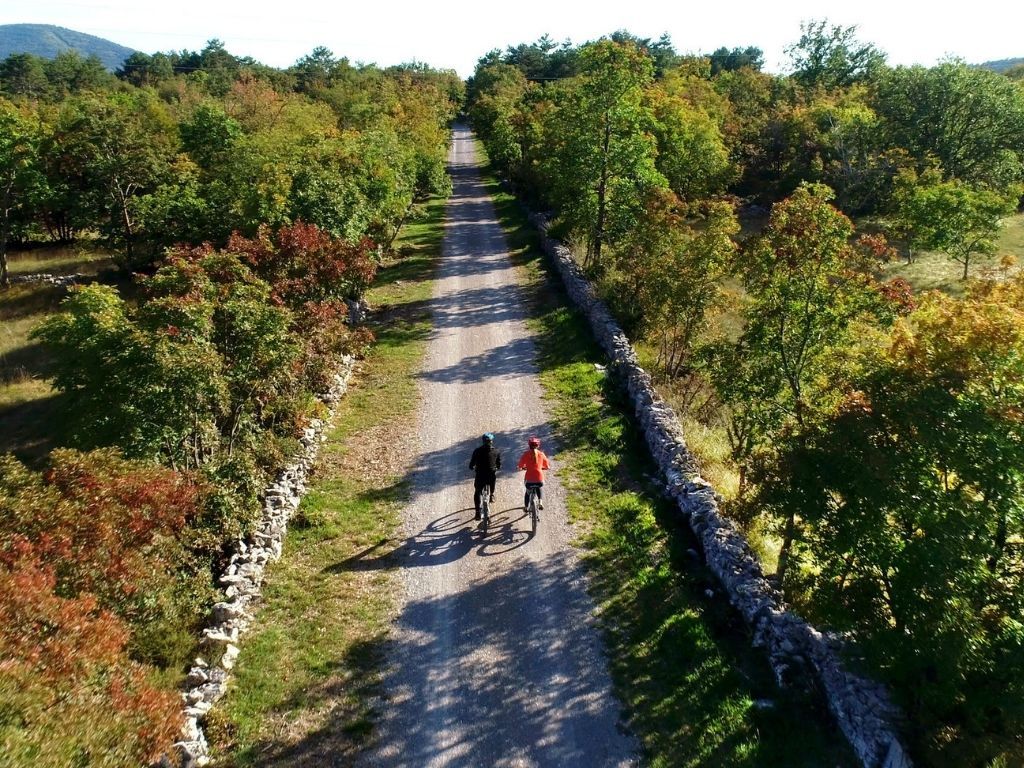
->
<box><xmin>481</xmin><ymin>484</ymin><xmax>491</xmax><ymax>526</ymax></box>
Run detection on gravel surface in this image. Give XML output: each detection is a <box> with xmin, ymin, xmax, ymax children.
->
<box><xmin>360</xmin><ymin>127</ymin><xmax>638</xmax><ymax>768</ymax></box>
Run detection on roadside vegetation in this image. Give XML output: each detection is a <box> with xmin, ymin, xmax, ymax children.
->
<box><xmin>479</xmin><ymin>152</ymin><xmax>855</xmax><ymax>767</ymax></box>
<box><xmin>0</xmin><ymin>43</ymin><xmax>457</xmax><ymax>766</ymax></box>
<box><xmin>205</xmin><ymin>195</ymin><xmax>444</xmax><ymax>765</ymax></box>
<box><xmin>469</xmin><ymin>27</ymin><xmax>1024</xmax><ymax>766</ymax></box>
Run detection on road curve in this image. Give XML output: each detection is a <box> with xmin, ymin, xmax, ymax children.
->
<box><xmin>360</xmin><ymin>127</ymin><xmax>638</xmax><ymax>768</ymax></box>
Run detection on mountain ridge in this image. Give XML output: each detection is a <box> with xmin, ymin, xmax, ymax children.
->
<box><xmin>0</xmin><ymin>23</ymin><xmax>136</xmax><ymax>70</ymax></box>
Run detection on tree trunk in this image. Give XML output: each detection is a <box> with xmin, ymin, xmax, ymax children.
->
<box><xmin>776</xmin><ymin>509</ymin><xmax>796</xmax><ymax>593</ymax></box>
<box><xmin>0</xmin><ymin>231</ymin><xmax>8</xmax><ymax>287</ymax></box>
<box><xmin>989</xmin><ymin>506</ymin><xmax>1008</xmax><ymax>572</ymax></box>
<box><xmin>0</xmin><ymin>190</ymin><xmax>10</xmax><ymax>287</ymax></box>
<box><xmin>593</xmin><ymin>112</ymin><xmax>611</xmax><ymax>269</ymax></box>
<box><xmin>383</xmin><ymin>199</ymin><xmax>415</xmax><ymax>253</ymax></box>
<box><xmin>120</xmin><ymin>196</ymin><xmax>135</xmax><ymax>264</ymax></box>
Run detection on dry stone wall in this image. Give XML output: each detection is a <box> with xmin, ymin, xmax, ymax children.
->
<box><xmin>173</xmin><ymin>356</ymin><xmax>356</xmax><ymax>767</ymax></box>
<box><xmin>9</xmin><ymin>272</ymin><xmax>89</xmax><ymax>287</ymax></box>
<box><xmin>529</xmin><ymin>213</ymin><xmax>912</xmax><ymax>768</ymax></box>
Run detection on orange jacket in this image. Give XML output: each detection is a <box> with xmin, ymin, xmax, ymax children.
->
<box><xmin>517</xmin><ymin>448</ymin><xmax>550</xmax><ymax>483</ymax></box>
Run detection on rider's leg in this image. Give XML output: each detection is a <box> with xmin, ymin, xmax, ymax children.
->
<box><xmin>473</xmin><ymin>478</ymin><xmax>484</xmax><ymax>518</ymax></box>
<box><xmin>487</xmin><ymin>471</ymin><xmax>496</xmax><ymax>502</ymax></box>
<box><xmin>536</xmin><ymin>482</ymin><xmax>544</xmax><ymax>510</ymax></box>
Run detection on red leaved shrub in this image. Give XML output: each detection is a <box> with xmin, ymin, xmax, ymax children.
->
<box><xmin>228</xmin><ymin>220</ymin><xmax>378</xmax><ymax>307</ymax></box>
<box><xmin>1</xmin><ymin>449</ymin><xmax>201</xmax><ymax>612</ymax></box>
<box><xmin>0</xmin><ymin>541</ymin><xmax>182</xmax><ymax>766</ymax></box>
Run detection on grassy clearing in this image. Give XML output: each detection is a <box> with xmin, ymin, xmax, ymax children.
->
<box><xmin>0</xmin><ymin>282</ymin><xmax>67</xmax><ymax>461</ymax></box>
<box><xmin>206</xmin><ymin>197</ymin><xmax>444</xmax><ymax>766</ymax></box>
<box><xmin>880</xmin><ymin>212</ymin><xmax>1024</xmax><ymax>296</ymax></box>
<box><xmin>6</xmin><ymin>242</ymin><xmax>115</xmax><ymax>276</ymax></box>
<box><xmin>1</xmin><ymin>246</ymin><xmax>117</xmax><ymax>460</ymax></box>
<box><xmin>477</xmin><ymin>152</ymin><xmax>854</xmax><ymax>766</ymax></box>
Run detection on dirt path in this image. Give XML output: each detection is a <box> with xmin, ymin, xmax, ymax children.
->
<box><xmin>359</xmin><ymin>127</ymin><xmax>637</xmax><ymax>767</ymax></box>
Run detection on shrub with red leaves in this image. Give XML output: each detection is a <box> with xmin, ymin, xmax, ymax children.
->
<box><xmin>877</xmin><ymin>276</ymin><xmax>916</xmax><ymax>315</ymax></box>
<box><xmin>228</xmin><ymin>221</ymin><xmax>378</xmax><ymax>308</ymax></box>
<box><xmin>0</xmin><ymin>551</ymin><xmax>182</xmax><ymax>765</ymax></box>
<box><xmin>0</xmin><ymin>450</ymin><xmax>216</xmax><ymax>670</ymax></box>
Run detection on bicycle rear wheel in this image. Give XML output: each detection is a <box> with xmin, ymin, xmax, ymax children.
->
<box><xmin>481</xmin><ymin>484</ymin><xmax>491</xmax><ymax>526</ymax></box>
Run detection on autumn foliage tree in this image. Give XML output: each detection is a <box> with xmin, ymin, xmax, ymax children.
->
<box><xmin>711</xmin><ymin>184</ymin><xmax>894</xmax><ymax>579</ymax></box>
<box><xmin>619</xmin><ymin>188</ymin><xmax>738</xmax><ymax>380</ymax></box>
<box><xmin>756</xmin><ymin>276</ymin><xmax>1024</xmax><ymax>765</ymax></box>
<box><xmin>0</xmin><ymin>450</ymin><xmax>213</xmax><ymax>765</ymax></box>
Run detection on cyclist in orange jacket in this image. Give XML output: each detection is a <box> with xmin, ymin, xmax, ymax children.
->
<box><xmin>517</xmin><ymin>436</ymin><xmax>550</xmax><ymax>511</ymax></box>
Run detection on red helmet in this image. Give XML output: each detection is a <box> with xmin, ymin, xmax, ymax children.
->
<box><xmin>528</xmin><ymin>436</ymin><xmax>540</xmax><ymax>448</ymax></box>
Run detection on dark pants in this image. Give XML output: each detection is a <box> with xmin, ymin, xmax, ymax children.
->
<box><xmin>524</xmin><ymin>481</ymin><xmax>543</xmax><ymax>507</ymax></box>
<box><xmin>474</xmin><ymin>472</ymin><xmax>497</xmax><ymax>511</ymax></box>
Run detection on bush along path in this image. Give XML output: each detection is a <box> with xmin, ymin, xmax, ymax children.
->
<box><xmin>202</xmin><ymin>196</ymin><xmax>446</xmax><ymax>766</ymax></box>
<box><xmin>175</xmin><ymin>357</ymin><xmax>355</xmax><ymax>764</ymax></box>
<box><xmin>478</xmin><ymin>147</ymin><xmax>858</xmax><ymax>767</ymax></box>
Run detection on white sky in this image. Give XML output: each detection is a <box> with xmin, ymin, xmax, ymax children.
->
<box><xmin>2</xmin><ymin>0</ymin><xmax>1022</xmax><ymax>77</ymax></box>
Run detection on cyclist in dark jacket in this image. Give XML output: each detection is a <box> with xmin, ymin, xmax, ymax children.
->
<box><xmin>469</xmin><ymin>433</ymin><xmax>501</xmax><ymax>520</ymax></box>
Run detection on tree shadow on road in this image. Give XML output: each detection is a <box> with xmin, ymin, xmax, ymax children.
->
<box><xmin>242</xmin><ymin>551</ymin><xmax>637</xmax><ymax>768</ymax></box>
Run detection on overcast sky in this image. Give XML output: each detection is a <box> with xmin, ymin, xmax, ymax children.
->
<box><xmin>2</xmin><ymin>0</ymin><xmax>1021</xmax><ymax>77</ymax></box>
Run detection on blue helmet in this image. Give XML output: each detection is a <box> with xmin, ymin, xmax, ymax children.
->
<box><xmin>482</xmin><ymin>433</ymin><xmax>494</xmax><ymax>443</ymax></box>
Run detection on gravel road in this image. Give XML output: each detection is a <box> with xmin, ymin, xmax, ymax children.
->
<box><xmin>360</xmin><ymin>127</ymin><xmax>637</xmax><ymax>767</ymax></box>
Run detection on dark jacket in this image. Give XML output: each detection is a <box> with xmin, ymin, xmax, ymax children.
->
<box><xmin>470</xmin><ymin>444</ymin><xmax>501</xmax><ymax>476</ymax></box>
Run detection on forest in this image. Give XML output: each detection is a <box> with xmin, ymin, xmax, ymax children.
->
<box><xmin>0</xmin><ymin>17</ymin><xmax>1022</xmax><ymax>768</ymax></box>
<box><xmin>0</xmin><ymin>40</ymin><xmax>460</xmax><ymax>765</ymax></box>
<box><xmin>467</xmin><ymin>24</ymin><xmax>1024</xmax><ymax>768</ymax></box>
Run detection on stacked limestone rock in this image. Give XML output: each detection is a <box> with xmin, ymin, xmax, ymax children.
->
<box><xmin>9</xmin><ymin>272</ymin><xmax>88</xmax><ymax>286</ymax></box>
<box><xmin>529</xmin><ymin>213</ymin><xmax>912</xmax><ymax>768</ymax></box>
<box><xmin>174</xmin><ymin>357</ymin><xmax>356</xmax><ymax>767</ymax></box>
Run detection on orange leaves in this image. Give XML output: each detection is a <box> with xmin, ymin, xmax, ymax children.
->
<box><xmin>1</xmin><ymin>449</ymin><xmax>203</xmax><ymax>621</ymax></box>
<box><xmin>888</xmin><ymin>275</ymin><xmax>1024</xmax><ymax>390</ymax></box>
<box><xmin>230</xmin><ymin>220</ymin><xmax>378</xmax><ymax>308</ymax></box>
<box><xmin>0</xmin><ymin>451</ymin><xmax>194</xmax><ymax>762</ymax></box>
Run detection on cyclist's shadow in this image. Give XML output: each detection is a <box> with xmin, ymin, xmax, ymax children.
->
<box><xmin>328</xmin><ymin>507</ymin><xmax>535</xmax><ymax>573</ymax></box>
<box><xmin>475</xmin><ymin>505</ymin><xmax>535</xmax><ymax>556</ymax></box>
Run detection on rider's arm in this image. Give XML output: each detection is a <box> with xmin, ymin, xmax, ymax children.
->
<box><xmin>469</xmin><ymin>448</ymin><xmax>477</xmax><ymax>471</ymax></box>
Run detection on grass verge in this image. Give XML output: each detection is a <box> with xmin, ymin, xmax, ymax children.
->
<box><xmin>477</xmin><ymin>151</ymin><xmax>855</xmax><ymax>767</ymax></box>
<box><xmin>0</xmin><ymin>282</ymin><xmax>68</xmax><ymax>461</ymax></box>
<box><xmin>206</xmin><ymin>196</ymin><xmax>444</xmax><ymax>766</ymax></box>
<box><xmin>6</xmin><ymin>242</ymin><xmax>114</xmax><ymax>277</ymax></box>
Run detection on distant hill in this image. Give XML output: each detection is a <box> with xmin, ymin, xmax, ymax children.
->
<box><xmin>0</xmin><ymin>24</ymin><xmax>135</xmax><ymax>70</ymax></box>
<box><xmin>978</xmin><ymin>57</ymin><xmax>1024</xmax><ymax>74</ymax></box>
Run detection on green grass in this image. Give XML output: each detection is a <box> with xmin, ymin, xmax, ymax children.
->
<box><xmin>6</xmin><ymin>242</ymin><xmax>114</xmax><ymax>276</ymax></box>
<box><xmin>477</xmin><ymin>148</ymin><xmax>855</xmax><ymax>767</ymax></box>
<box><xmin>207</xmin><ymin>197</ymin><xmax>444</xmax><ymax>766</ymax></box>
<box><xmin>0</xmin><ymin>282</ymin><xmax>68</xmax><ymax>461</ymax></box>
<box><xmin>1</xmin><ymin>245</ymin><xmax>118</xmax><ymax>460</ymax></box>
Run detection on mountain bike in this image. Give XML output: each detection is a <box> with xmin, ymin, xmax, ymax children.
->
<box><xmin>525</xmin><ymin>484</ymin><xmax>540</xmax><ymax>531</ymax></box>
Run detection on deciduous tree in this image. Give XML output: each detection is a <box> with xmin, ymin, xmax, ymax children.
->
<box><xmin>896</xmin><ymin>174</ymin><xmax>1020</xmax><ymax>279</ymax></box>
<box><xmin>543</xmin><ymin>39</ymin><xmax>665</xmax><ymax>269</ymax></box>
